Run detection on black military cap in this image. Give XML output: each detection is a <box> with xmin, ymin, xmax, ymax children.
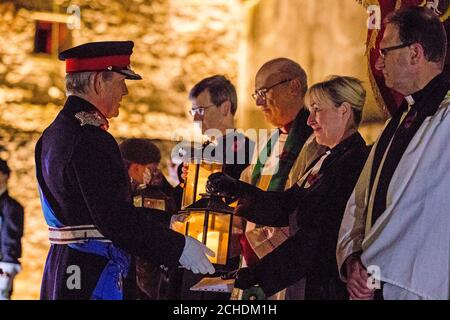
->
<box><xmin>58</xmin><ymin>41</ymin><xmax>142</xmax><ymax>80</ymax></box>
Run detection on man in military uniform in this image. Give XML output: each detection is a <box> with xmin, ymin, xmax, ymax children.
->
<box><xmin>36</xmin><ymin>41</ymin><xmax>215</xmax><ymax>300</ymax></box>
<box><xmin>0</xmin><ymin>158</ymin><xmax>24</xmax><ymax>300</ymax></box>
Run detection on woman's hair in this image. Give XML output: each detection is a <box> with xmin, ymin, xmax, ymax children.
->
<box><xmin>308</xmin><ymin>75</ymin><xmax>366</xmax><ymax>127</ymax></box>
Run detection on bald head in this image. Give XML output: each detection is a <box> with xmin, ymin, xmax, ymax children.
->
<box><xmin>256</xmin><ymin>58</ymin><xmax>308</xmax><ymax>96</ymax></box>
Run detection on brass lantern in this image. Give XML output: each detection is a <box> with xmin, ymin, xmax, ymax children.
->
<box><xmin>172</xmin><ymin>193</ymin><xmax>236</xmax><ymax>266</ymax></box>
<box><xmin>133</xmin><ymin>184</ymin><xmax>176</xmax><ymax>213</ymax></box>
<box><xmin>181</xmin><ymin>161</ymin><xmax>223</xmax><ymax>209</ymax></box>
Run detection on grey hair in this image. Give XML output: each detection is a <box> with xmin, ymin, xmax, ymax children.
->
<box><xmin>65</xmin><ymin>71</ymin><xmax>115</xmax><ymax>95</ymax></box>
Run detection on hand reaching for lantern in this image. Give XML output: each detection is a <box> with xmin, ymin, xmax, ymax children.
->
<box><xmin>206</xmin><ymin>172</ymin><xmax>240</xmax><ymax>199</ymax></box>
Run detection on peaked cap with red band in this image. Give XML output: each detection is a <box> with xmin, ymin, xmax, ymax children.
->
<box><xmin>58</xmin><ymin>41</ymin><xmax>142</xmax><ymax>80</ymax></box>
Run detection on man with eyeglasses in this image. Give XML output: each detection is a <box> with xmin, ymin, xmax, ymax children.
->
<box><xmin>187</xmin><ymin>75</ymin><xmax>255</xmax><ymax>180</ymax></box>
<box><xmin>36</xmin><ymin>41</ymin><xmax>215</xmax><ymax>300</ymax></box>
<box><xmin>234</xmin><ymin>58</ymin><xmax>324</xmax><ymax>300</ymax></box>
<box><xmin>337</xmin><ymin>7</ymin><xmax>450</xmax><ymax>300</ymax></box>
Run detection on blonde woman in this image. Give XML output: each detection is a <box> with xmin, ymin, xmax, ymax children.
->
<box><xmin>207</xmin><ymin>76</ymin><xmax>369</xmax><ymax>300</ymax></box>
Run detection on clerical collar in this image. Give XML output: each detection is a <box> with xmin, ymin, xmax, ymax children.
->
<box><xmin>406</xmin><ymin>73</ymin><xmax>447</xmax><ymax>109</ymax></box>
<box><xmin>280</xmin><ymin>121</ymin><xmax>293</xmax><ymax>134</ymax></box>
<box><xmin>404</xmin><ymin>95</ymin><xmax>415</xmax><ymax>106</ymax></box>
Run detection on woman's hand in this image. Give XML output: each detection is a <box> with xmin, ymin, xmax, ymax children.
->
<box><xmin>206</xmin><ymin>172</ymin><xmax>239</xmax><ymax>198</ymax></box>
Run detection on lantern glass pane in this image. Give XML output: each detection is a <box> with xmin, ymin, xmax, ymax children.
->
<box><xmin>181</xmin><ymin>163</ymin><xmax>199</xmax><ymax>209</ymax></box>
<box><xmin>171</xmin><ymin>220</ymin><xmax>187</xmax><ymax>235</ymax></box>
<box><xmin>205</xmin><ymin>211</ymin><xmax>231</xmax><ymax>265</ymax></box>
<box><xmin>195</xmin><ymin>162</ymin><xmax>223</xmax><ymax>202</ymax></box>
<box><xmin>186</xmin><ymin>210</ymin><xmax>206</xmax><ymax>243</ymax></box>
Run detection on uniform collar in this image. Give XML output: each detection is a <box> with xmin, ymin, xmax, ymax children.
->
<box><xmin>65</xmin><ymin>95</ymin><xmax>110</xmax><ymax>130</ymax></box>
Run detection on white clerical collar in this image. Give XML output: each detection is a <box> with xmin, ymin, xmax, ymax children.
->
<box><xmin>405</xmin><ymin>95</ymin><xmax>415</xmax><ymax>106</ymax></box>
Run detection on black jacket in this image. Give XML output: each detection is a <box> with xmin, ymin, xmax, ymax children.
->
<box><xmin>236</xmin><ymin>133</ymin><xmax>369</xmax><ymax>299</ymax></box>
<box><xmin>0</xmin><ymin>191</ymin><xmax>24</xmax><ymax>264</ymax></box>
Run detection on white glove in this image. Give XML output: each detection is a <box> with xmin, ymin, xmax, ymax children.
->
<box><xmin>179</xmin><ymin>236</ymin><xmax>216</xmax><ymax>275</ymax></box>
<box><xmin>0</xmin><ymin>262</ymin><xmax>20</xmax><ymax>300</ymax></box>
<box><xmin>0</xmin><ymin>262</ymin><xmax>21</xmax><ymax>276</ymax></box>
<box><xmin>167</xmin><ymin>160</ymin><xmax>180</xmax><ymax>186</ymax></box>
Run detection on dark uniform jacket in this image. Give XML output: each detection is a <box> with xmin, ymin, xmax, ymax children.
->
<box><xmin>0</xmin><ymin>191</ymin><xmax>24</xmax><ymax>264</ymax></box>
<box><xmin>37</xmin><ymin>96</ymin><xmax>185</xmax><ymax>299</ymax></box>
<box><xmin>236</xmin><ymin>133</ymin><xmax>368</xmax><ymax>299</ymax></box>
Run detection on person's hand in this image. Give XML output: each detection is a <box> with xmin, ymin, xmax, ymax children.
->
<box><xmin>345</xmin><ymin>254</ymin><xmax>375</xmax><ymax>300</ymax></box>
<box><xmin>206</xmin><ymin>172</ymin><xmax>239</xmax><ymax>198</ymax></box>
<box><xmin>234</xmin><ymin>267</ymin><xmax>258</xmax><ymax>290</ymax></box>
<box><xmin>150</xmin><ymin>169</ymin><xmax>164</xmax><ymax>186</ymax></box>
<box><xmin>181</xmin><ymin>163</ymin><xmax>189</xmax><ymax>182</ymax></box>
<box><xmin>167</xmin><ymin>160</ymin><xmax>180</xmax><ymax>185</ymax></box>
<box><xmin>179</xmin><ymin>236</ymin><xmax>216</xmax><ymax>275</ymax></box>
<box><xmin>0</xmin><ymin>262</ymin><xmax>20</xmax><ymax>300</ymax></box>
<box><xmin>170</xmin><ymin>213</ymin><xmax>190</xmax><ymax>227</ymax></box>
<box><xmin>143</xmin><ymin>168</ymin><xmax>164</xmax><ymax>186</ymax></box>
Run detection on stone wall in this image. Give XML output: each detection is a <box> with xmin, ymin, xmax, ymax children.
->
<box><xmin>0</xmin><ymin>0</ymin><xmax>244</xmax><ymax>299</ymax></box>
<box><xmin>238</xmin><ymin>0</ymin><xmax>385</xmax><ymax>132</ymax></box>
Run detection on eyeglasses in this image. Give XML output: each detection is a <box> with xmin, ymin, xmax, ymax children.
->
<box><xmin>379</xmin><ymin>43</ymin><xmax>413</xmax><ymax>58</ymax></box>
<box><xmin>188</xmin><ymin>104</ymin><xmax>216</xmax><ymax>117</ymax></box>
<box><xmin>251</xmin><ymin>78</ymin><xmax>294</xmax><ymax>102</ymax></box>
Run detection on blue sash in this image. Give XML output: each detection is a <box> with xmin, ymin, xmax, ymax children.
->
<box><xmin>38</xmin><ymin>186</ymin><xmax>130</xmax><ymax>300</ymax></box>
